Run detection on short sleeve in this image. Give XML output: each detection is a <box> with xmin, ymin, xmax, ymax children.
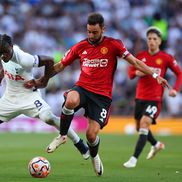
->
<box><xmin>13</xmin><ymin>45</ymin><xmax>39</xmax><ymax>69</ymax></box>
<box><xmin>61</xmin><ymin>45</ymin><xmax>79</xmax><ymax>66</ymax></box>
<box><xmin>112</xmin><ymin>39</ymin><xmax>130</xmax><ymax>58</ymax></box>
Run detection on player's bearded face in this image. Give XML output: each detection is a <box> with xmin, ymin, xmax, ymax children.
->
<box><xmin>87</xmin><ymin>24</ymin><xmax>104</xmax><ymax>44</ymax></box>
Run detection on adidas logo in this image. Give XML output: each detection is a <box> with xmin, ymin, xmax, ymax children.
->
<box><xmin>82</xmin><ymin>50</ymin><xmax>87</xmax><ymax>55</ymax></box>
<box><xmin>99</xmin><ymin>118</ymin><xmax>104</xmax><ymax>122</ymax></box>
<box><xmin>142</xmin><ymin>58</ymin><xmax>146</xmax><ymax>62</ymax></box>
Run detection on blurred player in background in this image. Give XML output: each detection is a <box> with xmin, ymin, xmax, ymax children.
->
<box><xmin>25</xmin><ymin>13</ymin><xmax>168</xmax><ymax>176</ymax></box>
<box><xmin>0</xmin><ymin>34</ymin><xmax>89</xmax><ymax>160</ymax></box>
<box><xmin>124</xmin><ymin>27</ymin><xmax>182</xmax><ymax>168</ymax></box>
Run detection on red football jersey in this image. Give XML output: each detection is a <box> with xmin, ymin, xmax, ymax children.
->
<box><xmin>128</xmin><ymin>50</ymin><xmax>182</xmax><ymax>101</ymax></box>
<box><xmin>61</xmin><ymin>36</ymin><xmax>130</xmax><ymax>98</ymax></box>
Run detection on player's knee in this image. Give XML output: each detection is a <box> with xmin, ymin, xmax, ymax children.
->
<box><xmin>65</xmin><ymin>99</ymin><xmax>78</xmax><ymax>109</ymax></box>
<box><xmin>86</xmin><ymin>130</ymin><xmax>97</xmax><ymax>143</ymax></box>
<box><xmin>65</xmin><ymin>91</ymin><xmax>80</xmax><ymax>108</ymax></box>
<box><xmin>86</xmin><ymin>120</ymin><xmax>100</xmax><ymax>143</ymax></box>
<box><xmin>140</xmin><ymin>116</ymin><xmax>151</xmax><ymax>129</ymax></box>
<box><xmin>140</xmin><ymin>121</ymin><xmax>150</xmax><ymax>129</ymax></box>
<box><xmin>86</xmin><ymin>133</ymin><xmax>96</xmax><ymax>143</ymax></box>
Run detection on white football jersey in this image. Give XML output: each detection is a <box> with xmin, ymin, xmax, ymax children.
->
<box><xmin>1</xmin><ymin>45</ymin><xmax>39</xmax><ymax>96</ymax></box>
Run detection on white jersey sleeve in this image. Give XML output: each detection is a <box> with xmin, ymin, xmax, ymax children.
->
<box><xmin>12</xmin><ymin>45</ymin><xmax>39</xmax><ymax>69</ymax></box>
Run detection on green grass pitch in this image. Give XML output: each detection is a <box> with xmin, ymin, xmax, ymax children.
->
<box><xmin>0</xmin><ymin>133</ymin><xmax>181</xmax><ymax>182</ymax></box>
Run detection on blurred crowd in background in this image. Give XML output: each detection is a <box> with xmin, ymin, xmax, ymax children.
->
<box><xmin>0</xmin><ymin>0</ymin><xmax>181</xmax><ymax>117</ymax></box>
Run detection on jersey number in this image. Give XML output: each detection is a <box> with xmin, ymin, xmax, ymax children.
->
<box><xmin>99</xmin><ymin>108</ymin><xmax>107</xmax><ymax>123</ymax></box>
<box><xmin>34</xmin><ymin>100</ymin><xmax>43</xmax><ymax>111</ymax></box>
<box><xmin>146</xmin><ymin>105</ymin><xmax>157</xmax><ymax>118</ymax></box>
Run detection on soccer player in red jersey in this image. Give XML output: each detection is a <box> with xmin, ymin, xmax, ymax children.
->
<box><xmin>123</xmin><ymin>27</ymin><xmax>182</xmax><ymax>168</ymax></box>
<box><xmin>25</xmin><ymin>14</ymin><xmax>168</xmax><ymax>176</ymax></box>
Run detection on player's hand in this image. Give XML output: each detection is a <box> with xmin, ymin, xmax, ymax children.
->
<box><xmin>24</xmin><ymin>77</ymin><xmax>49</xmax><ymax>89</ymax></box>
<box><xmin>24</xmin><ymin>79</ymin><xmax>36</xmax><ymax>89</ymax></box>
<box><xmin>169</xmin><ymin>89</ymin><xmax>177</xmax><ymax>97</ymax></box>
<box><xmin>156</xmin><ymin>76</ymin><xmax>168</xmax><ymax>87</ymax></box>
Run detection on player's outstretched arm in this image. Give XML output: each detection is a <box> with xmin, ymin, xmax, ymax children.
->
<box><xmin>24</xmin><ymin>77</ymin><xmax>47</xmax><ymax>89</ymax></box>
<box><xmin>24</xmin><ymin>62</ymin><xmax>65</xmax><ymax>89</ymax></box>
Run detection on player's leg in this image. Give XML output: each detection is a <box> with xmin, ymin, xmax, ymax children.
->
<box><xmin>39</xmin><ymin>110</ymin><xmax>89</xmax><ymax>159</ymax></box>
<box><xmin>124</xmin><ymin>100</ymin><xmax>164</xmax><ymax>168</ymax></box>
<box><xmin>147</xmin><ymin>129</ymin><xmax>157</xmax><ymax>145</ymax></box>
<box><xmin>70</xmin><ymin>127</ymin><xmax>90</xmax><ymax>160</ymax></box>
<box><xmin>85</xmin><ymin>93</ymin><xmax>111</xmax><ymax>176</ymax></box>
<box><xmin>135</xmin><ymin>119</ymin><xmax>164</xmax><ymax>160</ymax></box>
<box><xmin>136</xmin><ymin>118</ymin><xmax>158</xmax><ymax>146</ymax></box>
<box><xmin>25</xmin><ymin>91</ymin><xmax>89</xmax><ymax>159</ymax></box>
<box><xmin>146</xmin><ymin>102</ymin><xmax>165</xmax><ymax>159</ymax></box>
<box><xmin>133</xmin><ymin>116</ymin><xmax>151</xmax><ymax>159</ymax></box>
<box><xmin>123</xmin><ymin>115</ymin><xmax>151</xmax><ymax>168</ymax></box>
<box><xmin>123</xmin><ymin>100</ymin><xmax>147</xmax><ymax>168</ymax></box>
<box><xmin>22</xmin><ymin>91</ymin><xmax>81</xmax><ymax>156</ymax></box>
<box><xmin>86</xmin><ymin>119</ymin><xmax>103</xmax><ymax>176</ymax></box>
<box><xmin>136</xmin><ymin>119</ymin><xmax>164</xmax><ymax>159</ymax></box>
<box><xmin>146</xmin><ymin>140</ymin><xmax>165</xmax><ymax>160</ymax></box>
<box><xmin>147</xmin><ymin>128</ymin><xmax>165</xmax><ymax>160</ymax></box>
<box><xmin>46</xmin><ymin>90</ymin><xmax>80</xmax><ymax>153</ymax></box>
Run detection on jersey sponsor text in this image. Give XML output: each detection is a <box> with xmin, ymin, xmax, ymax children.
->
<box><xmin>82</xmin><ymin>58</ymin><xmax>108</xmax><ymax>67</ymax></box>
<box><xmin>4</xmin><ymin>70</ymin><xmax>25</xmax><ymax>81</ymax></box>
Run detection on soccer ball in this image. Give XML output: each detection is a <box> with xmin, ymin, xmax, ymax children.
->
<box><xmin>28</xmin><ymin>156</ymin><xmax>51</xmax><ymax>178</ymax></box>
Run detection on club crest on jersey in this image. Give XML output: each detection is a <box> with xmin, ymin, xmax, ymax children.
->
<box><xmin>100</xmin><ymin>47</ymin><xmax>108</xmax><ymax>54</ymax></box>
<box><xmin>156</xmin><ymin>58</ymin><xmax>162</xmax><ymax>65</ymax></box>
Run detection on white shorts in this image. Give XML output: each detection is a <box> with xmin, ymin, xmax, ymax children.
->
<box><xmin>0</xmin><ymin>90</ymin><xmax>51</xmax><ymax>122</ymax></box>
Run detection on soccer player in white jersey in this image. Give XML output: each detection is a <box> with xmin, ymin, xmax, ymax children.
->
<box><xmin>0</xmin><ymin>34</ymin><xmax>89</xmax><ymax>159</ymax></box>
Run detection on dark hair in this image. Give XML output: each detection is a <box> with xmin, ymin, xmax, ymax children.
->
<box><xmin>87</xmin><ymin>13</ymin><xmax>104</xmax><ymax>27</ymax></box>
<box><xmin>146</xmin><ymin>27</ymin><xmax>162</xmax><ymax>38</ymax></box>
<box><xmin>0</xmin><ymin>34</ymin><xmax>13</xmax><ymax>50</ymax></box>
